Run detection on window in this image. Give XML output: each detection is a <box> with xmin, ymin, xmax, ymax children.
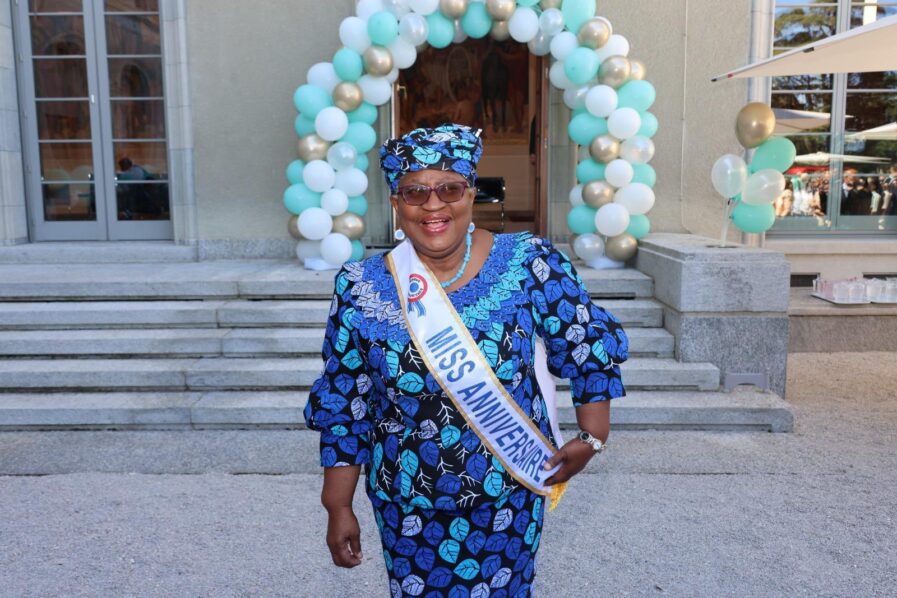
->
<box><xmin>771</xmin><ymin>0</ymin><xmax>897</xmax><ymax>235</ymax></box>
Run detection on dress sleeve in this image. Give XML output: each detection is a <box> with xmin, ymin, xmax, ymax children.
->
<box><xmin>528</xmin><ymin>237</ymin><xmax>629</xmax><ymax>406</ymax></box>
<box><xmin>302</xmin><ymin>265</ymin><xmax>374</xmax><ymax>467</ymax></box>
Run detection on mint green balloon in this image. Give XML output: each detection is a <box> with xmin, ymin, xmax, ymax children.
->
<box><xmin>283</xmin><ymin>183</ymin><xmax>321</xmax><ymax>215</ymax></box>
<box><xmin>577</xmin><ymin>159</ymin><xmax>606</xmax><ymax>184</ymax></box>
<box><xmin>294</xmin><ymin>114</ymin><xmax>316</xmax><ymax>137</ymax></box>
<box><xmin>350</xmin><ymin>240</ymin><xmax>365</xmax><ymax>262</ymax></box>
<box><xmin>355</xmin><ymin>154</ymin><xmax>370</xmax><ymax>171</ymax></box>
<box><xmin>749</xmin><ymin>137</ymin><xmax>797</xmax><ymax>174</ymax></box>
<box><xmin>626</xmin><ymin>214</ymin><xmax>651</xmax><ymax>240</ymax></box>
<box><xmin>568</xmin><ymin>205</ymin><xmax>598</xmax><ymax>234</ymax></box>
<box><xmin>461</xmin><ymin>3</ymin><xmax>492</xmax><ymax>39</ymax></box>
<box><xmin>292</xmin><ymin>84</ymin><xmax>332</xmax><ymax>118</ymax></box>
<box><xmin>632</xmin><ymin>164</ymin><xmax>657</xmax><ymax>187</ymax></box>
<box><xmin>617</xmin><ymin>80</ymin><xmax>656</xmax><ymax>112</ymax></box>
<box><xmin>638</xmin><ymin>112</ymin><xmax>659</xmax><ymax>138</ymax></box>
<box><xmin>564</xmin><ymin>47</ymin><xmax>600</xmax><ymax>85</ymax></box>
<box><xmin>368</xmin><ymin>11</ymin><xmax>399</xmax><ymax>46</ymax></box>
<box><xmin>427</xmin><ymin>12</ymin><xmax>455</xmax><ymax>49</ymax></box>
<box><xmin>731</xmin><ymin>201</ymin><xmax>775</xmax><ymax>233</ymax></box>
<box><xmin>572</xmin><ymin>106</ymin><xmax>589</xmax><ymax>118</ymax></box>
<box><xmin>517</xmin><ymin>0</ymin><xmax>540</xmax><ymax>5</ymax></box>
<box><xmin>562</xmin><ymin>0</ymin><xmax>596</xmax><ymax>34</ymax></box>
<box><xmin>341</xmin><ymin>122</ymin><xmax>377</xmax><ymax>153</ymax></box>
<box><xmin>568</xmin><ymin>113</ymin><xmax>608</xmax><ymax>146</ymax></box>
<box><xmin>333</xmin><ymin>47</ymin><xmax>364</xmax><ymax>82</ymax></box>
<box><xmin>348</xmin><ymin>102</ymin><xmax>378</xmax><ymax>125</ymax></box>
<box><xmin>286</xmin><ymin>160</ymin><xmax>306</xmax><ymax>185</ymax></box>
<box><xmin>348</xmin><ymin>195</ymin><xmax>369</xmax><ymax>216</ymax></box>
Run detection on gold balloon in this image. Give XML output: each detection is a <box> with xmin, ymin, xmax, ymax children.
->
<box><xmin>440</xmin><ymin>0</ymin><xmax>468</xmax><ymax>19</ymax></box>
<box><xmin>598</xmin><ymin>56</ymin><xmax>631</xmax><ymax>89</ymax></box>
<box><xmin>736</xmin><ymin>102</ymin><xmax>777</xmax><ymax>149</ymax></box>
<box><xmin>490</xmin><ymin>19</ymin><xmax>510</xmax><ymax>41</ymax></box>
<box><xmin>332</xmin><ymin>81</ymin><xmax>363</xmax><ymax>112</ymax></box>
<box><xmin>288</xmin><ymin>215</ymin><xmax>304</xmax><ymax>240</ymax></box>
<box><xmin>363</xmin><ymin>45</ymin><xmax>394</xmax><ymax>77</ymax></box>
<box><xmin>589</xmin><ymin>135</ymin><xmax>620</xmax><ymax>164</ymax></box>
<box><xmin>605</xmin><ymin>234</ymin><xmax>639</xmax><ymax>262</ymax></box>
<box><xmin>486</xmin><ymin>0</ymin><xmax>516</xmax><ymax>21</ymax></box>
<box><xmin>629</xmin><ymin>59</ymin><xmax>647</xmax><ymax>81</ymax></box>
<box><xmin>332</xmin><ymin>212</ymin><xmax>366</xmax><ymax>240</ymax></box>
<box><xmin>582</xmin><ymin>181</ymin><xmax>616</xmax><ymax>208</ymax></box>
<box><xmin>297</xmin><ymin>134</ymin><xmax>330</xmax><ymax>161</ymax></box>
<box><xmin>540</xmin><ymin>0</ymin><xmax>562</xmax><ymax>8</ymax></box>
<box><xmin>577</xmin><ymin>18</ymin><xmax>611</xmax><ymax>50</ymax></box>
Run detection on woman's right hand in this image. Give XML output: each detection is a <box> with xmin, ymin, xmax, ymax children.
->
<box><xmin>326</xmin><ymin>506</ymin><xmax>363</xmax><ymax>568</ymax></box>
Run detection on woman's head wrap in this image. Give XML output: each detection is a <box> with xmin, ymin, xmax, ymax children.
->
<box><xmin>378</xmin><ymin>123</ymin><xmax>484</xmax><ymax>194</ymax></box>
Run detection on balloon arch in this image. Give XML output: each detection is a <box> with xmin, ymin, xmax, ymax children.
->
<box><xmin>284</xmin><ymin>0</ymin><xmax>658</xmax><ymax>268</ymax></box>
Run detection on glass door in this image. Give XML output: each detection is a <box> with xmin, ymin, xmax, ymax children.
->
<box><xmin>13</xmin><ymin>0</ymin><xmax>172</xmax><ymax>241</ymax></box>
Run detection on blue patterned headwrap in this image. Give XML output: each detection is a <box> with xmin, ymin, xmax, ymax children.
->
<box><xmin>378</xmin><ymin>123</ymin><xmax>484</xmax><ymax>194</ymax></box>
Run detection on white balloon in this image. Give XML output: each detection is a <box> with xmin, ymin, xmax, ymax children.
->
<box><xmin>307</xmin><ymin>62</ymin><xmax>340</xmax><ymax>94</ymax></box>
<box><xmin>386</xmin><ymin>66</ymin><xmax>400</xmax><ymax>83</ymax></box>
<box><xmin>564</xmin><ymin>86</ymin><xmax>590</xmax><ymax>111</ymax></box>
<box><xmin>619</xmin><ymin>136</ymin><xmax>655</xmax><ymax>164</ymax></box>
<box><xmin>711</xmin><ymin>154</ymin><xmax>749</xmax><ymax>199</ymax></box>
<box><xmin>608</xmin><ymin>107</ymin><xmax>642</xmax><ymax>140</ymax></box>
<box><xmin>605</xmin><ymin>159</ymin><xmax>635</xmax><ymax>188</ymax></box>
<box><xmin>321</xmin><ymin>232</ymin><xmax>354</xmax><ymax>266</ymax></box>
<box><xmin>573</xmin><ymin>233</ymin><xmax>605</xmax><ymax>262</ymax></box>
<box><xmin>453</xmin><ymin>19</ymin><xmax>469</xmax><ymax>43</ymax></box>
<box><xmin>595</xmin><ymin>34</ymin><xmax>631</xmax><ymax>63</ymax></box>
<box><xmin>335</xmin><ymin>167</ymin><xmax>369</xmax><ymax>196</ymax></box>
<box><xmin>303</xmin><ymin>160</ymin><xmax>336</xmax><ymax>193</ymax></box>
<box><xmin>549</xmin><ymin>61</ymin><xmax>574</xmax><ymax>90</ymax></box>
<box><xmin>742</xmin><ymin>169</ymin><xmax>786</xmax><ymax>206</ymax></box>
<box><xmin>298</xmin><ymin>207</ymin><xmax>333</xmax><ymax>241</ymax></box>
<box><xmin>358</xmin><ymin>74</ymin><xmax>393</xmax><ymax>106</ymax></box>
<box><xmin>569</xmin><ymin>184</ymin><xmax>584</xmax><ymax>207</ymax></box>
<box><xmin>296</xmin><ymin>240</ymin><xmax>322</xmax><ymax>260</ymax></box>
<box><xmin>585</xmin><ymin>85</ymin><xmax>618</xmax><ymax>118</ymax></box>
<box><xmin>327</xmin><ymin>142</ymin><xmax>358</xmax><ymax>171</ymax></box>
<box><xmin>399</xmin><ymin>12</ymin><xmax>429</xmax><ymax>44</ymax></box>
<box><xmin>388</xmin><ymin>36</ymin><xmax>417</xmax><ymax>69</ymax></box>
<box><xmin>357</xmin><ymin>0</ymin><xmax>385</xmax><ymax>20</ymax></box>
<box><xmin>409</xmin><ymin>0</ymin><xmax>439</xmax><ymax>15</ymax></box>
<box><xmin>321</xmin><ymin>188</ymin><xmax>350</xmax><ymax>216</ymax></box>
<box><xmin>539</xmin><ymin>8</ymin><xmax>565</xmax><ymax>36</ymax></box>
<box><xmin>339</xmin><ymin>17</ymin><xmax>372</xmax><ymax>54</ymax></box>
<box><xmin>614</xmin><ymin>183</ymin><xmax>655</xmax><ymax>215</ymax></box>
<box><xmin>315</xmin><ymin>107</ymin><xmax>349</xmax><ymax>142</ymax></box>
<box><xmin>550</xmin><ymin>31</ymin><xmax>578</xmax><ymax>61</ymax></box>
<box><xmin>595</xmin><ymin>203</ymin><xmax>631</xmax><ymax>237</ymax></box>
<box><xmin>384</xmin><ymin>0</ymin><xmax>411</xmax><ymax>18</ymax></box>
<box><xmin>527</xmin><ymin>30</ymin><xmax>552</xmax><ymax>56</ymax></box>
<box><xmin>509</xmin><ymin>7</ymin><xmax>540</xmax><ymax>43</ymax></box>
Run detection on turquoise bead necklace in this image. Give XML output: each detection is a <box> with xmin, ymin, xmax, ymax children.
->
<box><xmin>440</xmin><ymin>232</ymin><xmax>473</xmax><ymax>289</ymax></box>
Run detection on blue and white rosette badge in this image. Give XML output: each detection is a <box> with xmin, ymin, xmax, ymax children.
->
<box><xmin>407</xmin><ymin>273</ymin><xmax>428</xmax><ymax>317</ymax></box>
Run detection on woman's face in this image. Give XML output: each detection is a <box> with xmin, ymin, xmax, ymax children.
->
<box><xmin>390</xmin><ymin>169</ymin><xmax>476</xmax><ymax>260</ymax></box>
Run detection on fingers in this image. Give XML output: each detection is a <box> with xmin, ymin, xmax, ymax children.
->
<box><xmin>328</xmin><ymin>535</ymin><xmax>362</xmax><ymax>568</ymax></box>
<box><xmin>543</xmin><ymin>447</ymin><xmax>566</xmax><ymax>471</ymax></box>
<box><xmin>349</xmin><ymin>532</ymin><xmax>363</xmax><ymax>562</ymax></box>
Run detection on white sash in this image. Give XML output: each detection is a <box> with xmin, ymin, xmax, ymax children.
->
<box><xmin>386</xmin><ymin>240</ymin><xmax>562</xmax><ymax>496</ymax></box>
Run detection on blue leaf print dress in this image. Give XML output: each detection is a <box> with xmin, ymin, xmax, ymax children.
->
<box><xmin>304</xmin><ymin>232</ymin><xmax>629</xmax><ymax>597</ymax></box>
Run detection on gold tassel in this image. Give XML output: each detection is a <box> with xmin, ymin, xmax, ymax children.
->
<box><xmin>547</xmin><ymin>481</ymin><xmax>568</xmax><ymax>512</ymax></box>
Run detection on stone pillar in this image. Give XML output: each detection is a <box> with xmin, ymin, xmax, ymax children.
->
<box><xmin>0</xmin><ymin>0</ymin><xmax>28</xmax><ymax>246</ymax></box>
<box><xmin>636</xmin><ymin>233</ymin><xmax>791</xmax><ymax>397</ymax></box>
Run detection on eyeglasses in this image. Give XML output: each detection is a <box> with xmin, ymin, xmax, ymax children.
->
<box><xmin>395</xmin><ymin>181</ymin><xmax>470</xmax><ymax>206</ymax></box>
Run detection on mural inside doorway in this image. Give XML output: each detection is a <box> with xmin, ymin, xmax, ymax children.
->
<box><xmin>283</xmin><ymin>0</ymin><xmax>659</xmax><ymax>269</ymax></box>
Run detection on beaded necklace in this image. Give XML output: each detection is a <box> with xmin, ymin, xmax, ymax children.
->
<box><xmin>440</xmin><ymin>232</ymin><xmax>473</xmax><ymax>289</ymax></box>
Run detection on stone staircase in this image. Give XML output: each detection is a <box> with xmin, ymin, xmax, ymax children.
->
<box><xmin>0</xmin><ymin>257</ymin><xmax>792</xmax><ymax>431</ymax></box>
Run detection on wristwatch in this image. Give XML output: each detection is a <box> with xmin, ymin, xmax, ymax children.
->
<box><xmin>577</xmin><ymin>430</ymin><xmax>607</xmax><ymax>454</ymax></box>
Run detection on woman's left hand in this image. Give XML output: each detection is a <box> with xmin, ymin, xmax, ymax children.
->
<box><xmin>542</xmin><ymin>438</ymin><xmax>597</xmax><ymax>486</ymax></box>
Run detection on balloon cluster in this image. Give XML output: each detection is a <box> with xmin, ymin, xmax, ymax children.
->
<box><xmin>711</xmin><ymin>102</ymin><xmax>796</xmax><ymax>236</ymax></box>
<box><xmin>284</xmin><ymin>0</ymin><xmax>658</xmax><ymax>268</ymax></box>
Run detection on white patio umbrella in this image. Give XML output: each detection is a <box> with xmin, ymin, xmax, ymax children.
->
<box><xmin>773</xmin><ymin>108</ymin><xmax>831</xmax><ymax>134</ymax></box>
<box><xmin>712</xmin><ymin>14</ymin><xmax>897</xmax><ymax>80</ymax></box>
<box><xmin>795</xmin><ymin>151</ymin><xmax>891</xmax><ymax>166</ymax></box>
<box><xmin>846</xmin><ymin>122</ymin><xmax>897</xmax><ymax>141</ymax></box>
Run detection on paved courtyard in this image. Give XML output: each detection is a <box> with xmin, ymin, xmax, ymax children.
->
<box><xmin>1</xmin><ymin>352</ymin><xmax>895</xmax><ymax>597</ymax></box>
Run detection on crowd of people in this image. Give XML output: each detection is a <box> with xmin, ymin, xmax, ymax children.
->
<box><xmin>773</xmin><ymin>165</ymin><xmax>897</xmax><ymax>218</ymax></box>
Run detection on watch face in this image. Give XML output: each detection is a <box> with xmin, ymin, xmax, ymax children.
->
<box><xmin>578</xmin><ymin>431</ymin><xmax>590</xmax><ymax>442</ymax></box>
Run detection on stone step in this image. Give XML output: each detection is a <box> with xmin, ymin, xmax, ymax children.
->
<box><xmin>0</xmin><ymin>326</ymin><xmax>675</xmax><ymax>359</ymax></box>
<box><xmin>0</xmin><ymin>298</ymin><xmax>664</xmax><ymax>330</ymax></box>
<box><xmin>0</xmin><ymin>388</ymin><xmax>792</xmax><ymax>432</ymax></box>
<box><xmin>0</xmin><ymin>261</ymin><xmax>653</xmax><ymax>301</ymax></box>
<box><xmin>0</xmin><ymin>357</ymin><xmax>718</xmax><ymax>392</ymax></box>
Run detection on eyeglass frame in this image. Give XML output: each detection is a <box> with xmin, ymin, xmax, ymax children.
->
<box><xmin>393</xmin><ymin>181</ymin><xmax>473</xmax><ymax>206</ymax></box>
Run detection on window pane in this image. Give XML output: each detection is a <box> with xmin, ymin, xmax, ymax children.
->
<box><xmin>116</xmin><ymin>183</ymin><xmax>169</xmax><ymax>221</ymax></box>
<box><xmin>774</xmin><ymin>5</ymin><xmax>837</xmax><ymax>50</ymax></box>
<box><xmin>113</xmin><ymin>142</ymin><xmax>167</xmax><ymax>179</ymax></box>
<box><xmin>775</xmin><ymin>134</ymin><xmax>835</xmax><ymax>224</ymax></box>
<box><xmin>840</xmin><ymin>167</ymin><xmax>896</xmax><ymax>216</ymax></box>
<box><xmin>771</xmin><ymin>92</ymin><xmax>834</xmax><ymax>116</ymax></box>
<box><xmin>30</xmin><ymin>0</ymin><xmax>83</xmax><ymax>12</ymax></box>
<box><xmin>847</xmin><ymin>70</ymin><xmax>897</xmax><ymax>90</ymax></box>
<box><xmin>773</xmin><ymin>73</ymin><xmax>833</xmax><ymax>91</ymax></box>
<box><xmin>30</xmin><ymin>15</ymin><xmax>85</xmax><ymax>55</ymax></box>
<box><xmin>33</xmin><ymin>58</ymin><xmax>87</xmax><ymax>97</ymax></box>
<box><xmin>39</xmin><ymin>142</ymin><xmax>93</xmax><ymax>179</ymax></box>
<box><xmin>111</xmin><ymin>99</ymin><xmax>165</xmax><ymax>139</ymax></box>
<box><xmin>105</xmin><ymin>0</ymin><xmax>158</xmax><ymax>12</ymax></box>
<box><xmin>844</xmin><ymin>92</ymin><xmax>897</xmax><ymax>131</ymax></box>
<box><xmin>108</xmin><ymin>57</ymin><xmax>163</xmax><ymax>97</ymax></box>
<box><xmin>42</xmin><ymin>183</ymin><xmax>96</xmax><ymax>221</ymax></box>
<box><xmin>36</xmin><ymin>100</ymin><xmax>91</xmax><ymax>140</ymax></box>
<box><xmin>105</xmin><ymin>14</ymin><xmax>160</xmax><ymax>55</ymax></box>
<box><xmin>849</xmin><ymin>2</ymin><xmax>897</xmax><ymax>28</ymax></box>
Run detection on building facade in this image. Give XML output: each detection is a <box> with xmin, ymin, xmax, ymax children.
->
<box><xmin>1</xmin><ymin>0</ymin><xmax>894</xmax><ymax>278</ymax></box>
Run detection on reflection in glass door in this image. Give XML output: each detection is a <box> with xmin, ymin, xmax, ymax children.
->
<box><xmin>13</xmin><ymin>0</ymin><xmax>172</xmax><ymax>241</ymax></box>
